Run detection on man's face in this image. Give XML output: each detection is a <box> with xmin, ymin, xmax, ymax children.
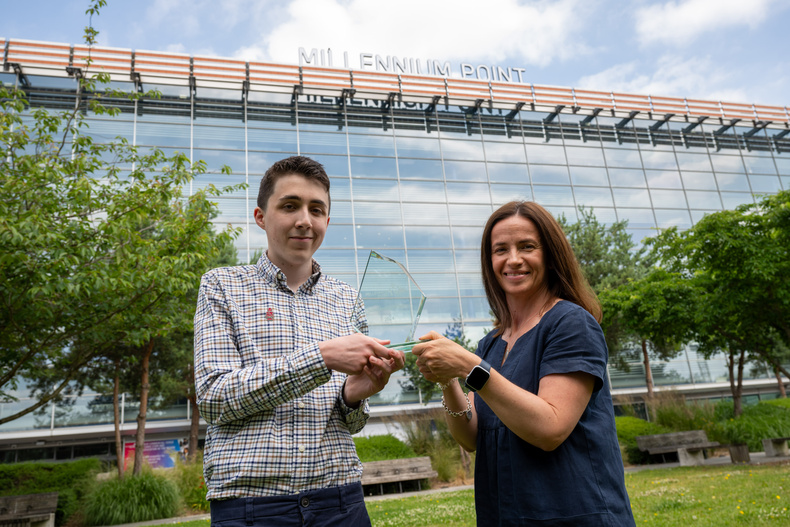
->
<box><xmin>253</xmin><ymin>174</ymin><xmax>330</xmax><ymax>272</ymax></box>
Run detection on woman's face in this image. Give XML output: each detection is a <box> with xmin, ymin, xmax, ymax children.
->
<box><xmin>490</xmin><ymin>215</ymin><xmax>547</xmax><ymax>301</ymax></box>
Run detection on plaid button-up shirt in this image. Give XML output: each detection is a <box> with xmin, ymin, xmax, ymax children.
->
<box><xmin>194</xmin><ymin>253</ymin><xmax>369</xmax><ymax>499</ymax></box>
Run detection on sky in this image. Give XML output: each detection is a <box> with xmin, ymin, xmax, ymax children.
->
<box><xmin>2</xmin><ymin>0</ymin><xmax>788</xmax><ymax>107</ymax></box>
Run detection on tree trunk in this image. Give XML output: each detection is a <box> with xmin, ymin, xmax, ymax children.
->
<box><xmin>776</xmin><ymin>368</ymin><xmax>787</xmax><ymax>398</ymax></box>
<box><xmin>188</xmin><ymin>393</ymin><xmax>200</xmax><ymax>464</ymax></box>
<box><xmin>730</xmin><ymin>349</ymin><xmax>745</xmax><ymax>418</ymax></box>
<box><xmin>642</xmin><ymin>339</ymin><xmax>654</xmax><ymax>398</ymax></box>
<box><xmin>113</xmin><ymin>362</ymin><xmax>124</xmax><ymax>479</ymax></box>
<box><xmin>133</xmin><ymin>339</ymin><xmax>155</xmax><ymax>476</ymax></box>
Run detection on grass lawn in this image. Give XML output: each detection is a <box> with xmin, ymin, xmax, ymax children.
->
<box><xmin>147</xmin><ymin>462</ymin><xmax>789</xmax><ymax>527</ymax></box>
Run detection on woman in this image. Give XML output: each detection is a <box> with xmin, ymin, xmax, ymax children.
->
<box><xmin>412</xmin><ymin>201</ymin><xmax>635</xmax><ymax>526</ymax></box>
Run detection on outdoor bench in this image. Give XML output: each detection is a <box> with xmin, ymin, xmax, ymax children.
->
<box><xmin>361</xmin><ymin>456</ymin><xmax>438</xmax><ymax>494</ymax></box>
<box><xmin>762</xmin><ymin>436</ymin><xmax>790</xmax><ymax>457</ymax></box>
<box><xmin>636</xmin><ymin>430</ymin><xmax>720</xmax><ymax>466</ymax></box>
<box><xmin>0</xmin><ymin>492</ymin><xmax>58</xmax><ymax>527</ymax></box>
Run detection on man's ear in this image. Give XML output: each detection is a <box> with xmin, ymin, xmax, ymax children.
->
<box><xmin>253</xmin><ymin>207</ymin><xmax>265</xmax><ymax>230</ymax></box>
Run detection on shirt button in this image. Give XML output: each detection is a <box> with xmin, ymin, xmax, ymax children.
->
<box><xmin>298</xmin><ymin>445</ymin><xmax>305</xmax><ymax>453</ymax></box>
<box><xmin>300</xmin><ymin>496</ymin><xmax>310</xmax><ymax>507</ymax></box>
<box><xmin>298</xmin><ymin>402</ymin><xmax>305</xmax><ymax>409</ymax></box>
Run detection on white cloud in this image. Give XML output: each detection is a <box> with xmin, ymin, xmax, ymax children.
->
<box><xmin>635</xmin><ymin>0</ymin><xmax>783</xmax><ymax>47</ymax></box>
<box><xmin>577</xmin><ymin>55</ymin><xmax>749</xmax><ymax>103</ymax></box>
<box><xmin>238</xmin><ymin>0</ymin><xmax>592</xmax><ymax>67</ymax></box>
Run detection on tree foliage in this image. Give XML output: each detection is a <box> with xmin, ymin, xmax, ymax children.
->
<box><xmin>0</xmin><ymin>0</ymin><xmax>241</xmax><ymax>429</ymax></box>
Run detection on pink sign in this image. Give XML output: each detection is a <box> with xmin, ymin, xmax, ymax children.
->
<box><xmin>123</xmin><ymin>439</ymin><xmax>180</xmax><ymax>469</ymax></box>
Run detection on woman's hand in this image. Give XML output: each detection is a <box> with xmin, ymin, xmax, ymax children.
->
<box><xmin>411</xmin><ymin>331</ymin><xmax>480</xmax><ymax>383</ymax></box>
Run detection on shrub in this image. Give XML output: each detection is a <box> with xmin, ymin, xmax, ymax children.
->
<box><xmin>615</xmin><ymin>416</ymin><xmax>670</xmax><ymax>465</ymax></box>
<box><xmin>354</xmin><ymin>434</ymin><xmax>416</xmax><ymax>462</ymax></box>
<box><xmin>168</xmin><ymin>452</ymin><xmax>209</xmax><ymax>513</ymax></box>
<box><xmin>82</xmin><ymin>471</ymin><xmax>181</xmax><ymax>526</ymax></box>
<box><xmin>0</xmin><ymin>458</ymin><xmax>102</xmax><ymax>526</ymax></box>
<box><xmin>716</xmin><ymin>402</ymin><xmax>790</xmax><ymax>451</ymax></box>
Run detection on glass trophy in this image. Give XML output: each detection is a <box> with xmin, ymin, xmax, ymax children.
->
<box><xmin>353</xmin><ymin>251</ymin><xmax>426</xmax><ymax>352</ymax></box>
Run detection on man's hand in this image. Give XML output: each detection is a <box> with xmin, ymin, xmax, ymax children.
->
<box><xmin>342</xmin><ymin>351</ymin><xmax>406</xmax><ymax>407</ymax></box>
<box><xmin>319</xmin><ymin>333</ymin><xmax>396</xmax><ymax>375</ymax></box>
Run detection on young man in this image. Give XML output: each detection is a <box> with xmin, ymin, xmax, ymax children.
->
<box><xmin>195</xmin><ymin>156</ymin><xmax>405</xmax><ymax>526</ymax></box>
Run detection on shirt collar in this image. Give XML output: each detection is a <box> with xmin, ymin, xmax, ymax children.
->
<box><xmin>256</xmin><ymin>252</ymin><xmax>323</xmax><ymax>294</ymax></box>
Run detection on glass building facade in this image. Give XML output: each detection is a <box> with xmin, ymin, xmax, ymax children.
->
<box><xmin>2</xmin><ymin>38</ymin><xmax>789</xmax><ymax>458</ymax></box>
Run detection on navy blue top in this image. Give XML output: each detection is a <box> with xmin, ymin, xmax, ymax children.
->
<box><xmin>473</xmin><ymin>300</ymin><xmax>635</xmax><ymax>526</ymax></box>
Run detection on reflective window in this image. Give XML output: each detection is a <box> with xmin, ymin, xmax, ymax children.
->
<box><xmin>192</xmin><ymin>125</ymin><xmax>245</xmax><ymax>149</ymax></box>
<box><xmin>441</xmin><ymin>139</ymin><xmax>485</xmax><ymax>161</ymax></box>
<box><xmin>573</xmin><ymin>186</ymin><xmax>614</xmax><ymax>207</ymax></box>
<box><xmin>352</xmin><ymin>178</ymin><xmax>400</xmax><ymax>200</ymax></box>
<box><xmin>565</xmin><ymin>146</ymin><xmax>606</xmax><ymax>167</ymax></box>
<box><xmin>322</xmin><ymin>224</ymin><xmax>355</xmax><ymax>248</ymax></box>
<box><xmin>314</xmin><ymin>249</ymin><xmax>359</xmax><ymax>276</ymax></box>
<box><xmin>248</xmin><ymin>152</ymin><xmax>287</xmax><ymax>175</ymax></box>
<box><xmin>641</xmin><ymin>150</ymin><xmax>678</xmax><ymax>170</ymax></box>
<box><xmin>408</xmin><ymin>272</ymin><xmax>459</xmax><ymax>296</ymax></box>
<box><xmin>483</xmin><ymin>141</ymin><xmax>527</xmax><ymax>163</ymax></box>
<box><xmin>192</xmin><ymin>173</ymin><xmax>248</xmax><ymax>197</ymax></box>
<box><xmin>462</xmin><ymin>296</ymin><xmax>494</xmax><ymax>321</ymax></box>
<box><xmin>446</xmin><ymin>182</ymin><xmax>491</xmax><ymax>204</ymax></box>
<box><xmin>715</xmin><ymin>173</ymin><xmax>751</xmax><ymax>191</ymax></box>
<box><xmin>530</xmin><ymin>164</ymin><xmax>570</xmax><ymax>185</ymax></box>
<box><xmin>136</xmin><ymin>122</ymin><xmax>191</xmax><ymax>147</ymax></box>
<box><xmin>395</xmin><ymin>136</ymin><xmax>441</xmax><ymax>158</ymax></box>
<box><xmin>82</xmin><ymin>118</ymin><xmax>134</xmax><ymax>143</ymax></box>
<box><xmin>645</xmin><ymin>170</ymin><xmax>683</xmax><ymax>189</ymax></box>
<box><xmin>328</xmin><ymin>200</ymin><xmax>353</xmax><ymax>223</ymax></box>
<box><xmin>329</xmin><ymin>176</ymin><xmax>351</xmax><ymax>200</ymax></box>
<box><xmin>589</xmin><ymin>207</ymin><xmax>618</xmax><ymax>224</ymax></box>
<box><xmin>748</xmin><ymin>175</ymin><xmax>782</xmax><ymax>193</ymax></box>
<box><xmin>604</xmin><ymin>148</ymin><xmax>642</xmax><ymax>168</ymax></box>
<box><xmin>710</xmin><ymin>154</ymin><xmax>746</xmax><ymax>173</ymax></box>
<box><xmin>248</xmin><ymin>128</ymin><xmax>298</xmax><ymax>152</ymax></box>
<box><xmin>526</xmin><ymin>144</ymin><xmax>566</xmax><ymax>164</ymax></box>
<box><xmin>545</xmin><ymin>205</ymin><xmax>578</xmax><ymax>221</ymax></box>
<box><xmin>681</xmin><ymin>171</ymin><xmax>717</xmax><ymax>190</ymax></box>
<box><xmin>212</xmin><ymin>197</ymin><xmax>248</xmax><ymax>222</ymax></box>
<box><xmin>398</xmin><ymin>158</ymin><xmax>444</xmax><ymax>180</ymax></box>
<box><xmin>407</xmin><ymin>250</ymin><xmax>456</xmax><ymax>273</ymax></box>
<box><xmin>775</xmin><ymin>157</ymin><xmax>790</xmax><ymax>175</ymax></box>
<box><xmin>299</xmin><ymin>131</ymin><xmax>348</xmax><ymax>155</ymax></box>
<box><xmin>650</xmin><ymin>189</ymin><xmax>688</xmax><ymax>208</ymax></box>
<box><xmin>743</xmin><ymin>156</ymin><xmax>778</xmax><ymax>175</ymax></box>
<box><xmin>685</xmin><ymin>191</ymin><xmax>722</xmax><ymax>210</ymax></box>
<box><xmin>399</xmin><ymin>180</ymin><xmax>447</xmax><ymax>202</ymax></box>
<box><xmin>349</xmin><ymin>156</ymin><xmax>397</xmax><ymax>179</ymax></box>
<box><xmin>443</xmin><ymin>160</ymin><xmax>487</xmax><ymax>182</ymax></box>
<box><xmin>348</xmin><ymin>133</ymin><xmax>395</xmax><ymax>157</ymax></box>
<box><xmin>490</xmin><ymin>183</ymin><xmax>532</xmax><ymax>205</ymax></box>
<box><xmin>193</xmin><ymin>148</ymin><xmax>246</xmax><ymax>173</ymax></box>
<box><xmin>612</xmin><ymin>188</ymin><xmax>651</xmax><ymax>208</ymax></box>
<box><xmin>420</xmin><ymin>296</ymin><xmax>462</xmax><ymax>323</ymax></box>
<box><xmin>447</xmin><ymin>203</ymin><xmax>494</xmax><ymax>226</ymax></box>
<box><xmin>487</xmin><ymin>162</ymin><xmax>529</xmax><ymax>183</ymax></box>
<box><xmin>675</xmin><ymin>152</ymin><xmax>713</xmax><ymax>171</ymax></box>
<box><xmin>405</xmin><ymin>226</ymin><xmax>453</xmax><ymax>248</ymax></box>
<box><xmin>720</xmin><ymin>192</ymin><xmax>754</xmax><ymax>209</ymax></box>
<box><xmin>316</xmin><ymin>155</ymin><xmax>350</xmax><ymax>178</ymax></box>
<box><xmin>570</xmin><ymin>166</ymin><xmax>609</xmax><ymax>186</ymax></box>
<box><xmin>453</xmin><ymin>226</ymin><xmax>485</xmax><ymax>249</ymax></box>
<box><xmin>617</xmin><ymin>208</ymin><xmax>656</xmax><ymax>228</ymax></box>
<box><xmin>608</xmin><ymin>168</ymin><xmax>647</xmax><ymax>187</ymax></box>
<box><xmin>355</xmin><ymin>225</ymin><xmax>405</xmax><ymax>248</ymax></box>
<box><xmin>402</xmin><ymin>203</ymin><xmax>450</xmax><ymax>225</ymax></box>
<box><xmin>532</xmin><ymin>185</ymin><xmax>575</xmax><ymax>206</ymax></box>
<box><xmin>353</xmin><ymin>201</ymin><xmax>402</xmax><ymax>224</ymax></box>
<box><xmin>654</xmin><ymin>209</ymin><xmax>691</xmax><ymax>229</ymax></box>
<box><xmin>455</xmin><ymin>251</ymin><xmax>481</xmax><ymax>274</ymax></box>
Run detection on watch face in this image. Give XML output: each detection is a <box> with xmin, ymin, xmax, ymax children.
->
<box><xmin>466</xmin><ymin>364</ymin><xmax>490</xmax><ymax>392</ymax></box>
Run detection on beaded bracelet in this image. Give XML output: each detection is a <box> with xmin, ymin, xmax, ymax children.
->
<box><xmin>442</xmin><ymin>390</ymin><xmax>472</xmax><ymax>419</ymax></box>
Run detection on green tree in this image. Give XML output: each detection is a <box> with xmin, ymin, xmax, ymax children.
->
<box><xmin>648</xmin><ymin>190</ymin><xmax>790</xmax><ymax>415</ymax></box>
<box><xmin>0</xmin><ymin>0</ymin><xmax>241</xmax><ymax>446</ymax></box>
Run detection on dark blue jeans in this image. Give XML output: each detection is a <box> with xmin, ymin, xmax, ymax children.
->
<box><xmin>209</xmin><ymin>483</ymin><xmax>371</xmax><ymax>527</ymax></box>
